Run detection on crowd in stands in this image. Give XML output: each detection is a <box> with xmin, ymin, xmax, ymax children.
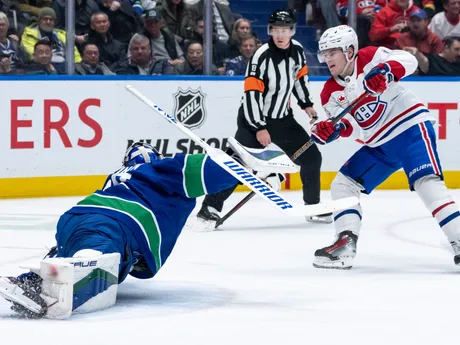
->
<box><xmin>0</xmin><ymin>0</ymin><xmax>459</xmax><ymax>76</ymax></box>
<box><xmin>293</xmin><ymin>0</ymin><xmax>460</xmax><ymax>75</ymax></box>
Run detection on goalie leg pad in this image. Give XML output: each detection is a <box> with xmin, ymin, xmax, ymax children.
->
<box><xmin>41</xmin><ymin>252</ymin><xmax>120</xmax><ymax>319</ymax></box>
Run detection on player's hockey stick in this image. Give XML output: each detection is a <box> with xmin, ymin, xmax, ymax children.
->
<box><xmin>126</xmin><ymin>85</ymin><xmax>359</xmax><ymax>217</ymax></box>
<box><xmin>215</xmin><ymin>91</ymin><xmax>369</xmax><ymax>227</ymax></box>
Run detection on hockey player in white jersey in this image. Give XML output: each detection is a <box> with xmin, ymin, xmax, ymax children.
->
<box><xmin>311</xmin><ymin>25</ymin><xmax>460</xmax><ymax>269</ymax></box>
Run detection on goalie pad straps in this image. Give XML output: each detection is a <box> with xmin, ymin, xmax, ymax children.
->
<box><xmin>41</xmin><ymin>251</ymin><xmax>120</xmax><ymax>319</ymax></box>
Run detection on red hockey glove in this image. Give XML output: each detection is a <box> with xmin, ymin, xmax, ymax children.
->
<box><xmin>311</xmin><ymin>119</ymin><xmax>352</xmax><ymax>145</ymax></box>
<box><xmin>363</xmin><ymin>63</ymin><xmax>392</xmax><ymax>96</ymax></box>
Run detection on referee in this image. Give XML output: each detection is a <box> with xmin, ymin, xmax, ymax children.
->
<box><xmin>197</xmin><ymin>9</ymin><xmax>331</xmax><ymax>227</ymax></box>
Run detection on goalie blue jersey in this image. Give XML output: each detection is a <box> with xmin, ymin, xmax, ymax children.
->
<box><xmin>64</xmin><ymin>154</ymin><xmax>237</xmax><ymax>279</ymax></box>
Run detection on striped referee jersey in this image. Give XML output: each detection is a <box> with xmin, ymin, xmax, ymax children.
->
<box><xmin>242</xmin><ymin>38</ymin><xmax>313</xmax><ymax>130</ymax></box>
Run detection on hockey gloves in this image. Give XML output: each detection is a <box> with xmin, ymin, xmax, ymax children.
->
<box><xmin>311</xmin><ymin>119</ymin><xmax>352</xmax><ymax>145</ymax></box>
<box><xmin>363</xmin><ymin>63</ymin><xmax>393</xmax><ymax>96</ymax></box>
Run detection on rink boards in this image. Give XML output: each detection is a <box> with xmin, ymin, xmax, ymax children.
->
<box><xmin>0</xmin><ymin>76</ymin><xmax>459</xmax><ymax>198</ymax></box>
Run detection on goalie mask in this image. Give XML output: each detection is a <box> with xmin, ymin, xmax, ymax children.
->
<box><xmin>123</xmin><ymin>142</ymin><xmax>162</xmax><ymax>167</ymax></box>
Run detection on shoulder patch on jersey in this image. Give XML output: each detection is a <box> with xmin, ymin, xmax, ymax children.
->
<box><xmin>320</xmin><ymin>78</ymin><xmax>345</xmax><ymax>106</ymax></box>
<box><xmin>337</xmin><ymin>93</ymin><xmax>348</xmax><ymax>104</ymax></box>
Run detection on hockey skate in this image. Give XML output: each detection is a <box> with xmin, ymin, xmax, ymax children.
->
<box><xmin>0</xmin><ymin>272</ymin><xmax>48</xmax><ymax>319</ymax></box>
<box><xmin>306</xmin><ymin>212</ymin><xmax>333</xmax><ymax>224</ymax></box>
<box><xmin>193</xmin><ymin>205</ymin><xmax>221</xmax><ymax>232</ymax></box>
<box><xmin>450</xmin><ymin>240</ymin><xmax>460</xmax><ymax>265</ymax></box>
<box><xmin>313</xmin><ymin>231</ymin><xmax>358</xmax><ymax>269</ymax></box>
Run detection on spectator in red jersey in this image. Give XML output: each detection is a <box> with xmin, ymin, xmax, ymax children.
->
<box><xmin>396</xmin><ymin>9</ymin><xmax>444</xmax><ymax>54</ymax></box>
<box><xmin>336</xmin><ymin>0</ymin><xmax>386</xmax><ymax>47</ymax></box>
<box><xmin>369</xmin><ymin>0</ymin><xmax>420</xmax><ymax>48</ymax></box>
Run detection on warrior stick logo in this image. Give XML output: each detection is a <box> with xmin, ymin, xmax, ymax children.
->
<box><xmin>173</xmin><ymin>88</ymin><xmax>207</xmax><ymax>129</ymax></box>
<box><xmin>223</xmin><ymin>161</ymin><xmax>293</xmax><ymax>210</ymax></box>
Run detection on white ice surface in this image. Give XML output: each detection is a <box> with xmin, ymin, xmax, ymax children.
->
<box><xmin>0</xmin><ymin>190</ymin><xmax>459</xmax><ymax>345</ymax></box>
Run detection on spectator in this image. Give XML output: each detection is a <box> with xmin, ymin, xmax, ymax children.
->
<box><xmin>225</xmin><ymin>35</ymin><xmax>257</xmax><ymax>76</ymax></box>
<box><xmin>429</xmin><ymin>0</ymin><xmax>460</xmax><ymax>39</ymax></box>
<box><xmin>130</xmin><ymin>0</ymin><xmax>156</xmax><ymax>14</ymax></box>
<box><xmin>396</xmin><ymin>9</ymin><xmax>444</xmax><ymax>54</ymax></box>
<box><xmin>405</xmin><ymin>36</ymin><xmax>460</xmax><ymax>75</ymax></box>
<box><xmin>369</xmin><ymin>0</ymin><xmax>420</xmax><ymax>49</ymax></box>
<box><xmin>0</xmin><ymin>0</ymin><xmax>28</xmax><ymax>37</ymax></box>
<box><xmin>156</xmin><ymin>0</ymin><xmax>192</xmax><ymax>40</ymax></box>
<box><xmin>336</xmin><ymin>0</ymin><xmax>386</xmax><ymax>47</ymax></box>
<box><xmin>21</xmin><ymin>7</ymin><xmax>82</xmax><ymax>73</ymax></box>
<box><xmin>142</xmin><ymin>9</ymin><xmax>184</xmax><ymax>66</ymax></box>
<box><xmin>75</xmin><ymin>41</ymin><xmax>115</xmax><ymax>75</ymax></box>
<box><xmin>413</xmin><ymin>0</ymin><xmax>437</xmax><ymax>18</ymax></box>
<box><xmin>96</xmin><ymin>0</ymin><xmax>143</xmax><ymax>46</ymax></box>
<box><xmin>53</xmin><ymin>0</ymin><xmax>99</xmax><ymax>36</ymax></box>
<box><xmin>185</xmin><ymin>17</ymin><xmax>229</xmax><ymax>67</ymax></box>
<box><xmin>24</xmin><ymin>39</ymin><xmax>57</xmax><ymax>75</ymax></box>
<box><xmin>227</xmin><ymin>18</ymin><xmax>252</xmax><ymax>59</ymax></box>
<box><xmin>0</xmin><ymin>12</ymin><xmax>24</xmax><ymax>74</ymax></box>
<box><xmin>174</xmin><ymin>41</ymin><xmax>218</xmax><ymax>75</ymax></box>
<box><xmin>86</xmin><ymin>12</ymin><xmax>125</xmax><ymax>67</ymax></box>
<box><xmin>318</xmin><ymin>0</ymin><xmax>341</xmax><ymax>29</ymax></box>
<box><xmin>187</xmin><ymin>0</ymin><xmax>235</xmax><ymax>44</ymax></box>
<box><xmin>114</xmin><ymin>33</ymin><xmax>175</xmax><ymax>74</ymax></box>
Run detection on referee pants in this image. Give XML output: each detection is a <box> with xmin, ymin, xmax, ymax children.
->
<box><xmin>202</xmin><ymin>107</ymin><xmax>322</xmax><ymax>211</ymax></box>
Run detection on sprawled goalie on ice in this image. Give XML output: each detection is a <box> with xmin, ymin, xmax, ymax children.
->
<box><xmin>0</xmin><ymin>138</ymin><xmax>327</xmax><ymax>319</ymax></box>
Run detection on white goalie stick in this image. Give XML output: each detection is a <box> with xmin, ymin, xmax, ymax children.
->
<box><xmin>125</xmin><ymin>85</ymin><xmax>359</xmax><ymax>217</ymax></box>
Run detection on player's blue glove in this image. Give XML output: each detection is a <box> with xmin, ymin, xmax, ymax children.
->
<box><xmin>363</xmin><ymin>63</ymin><xmax>393</xmax><ymax>96</ymax></box>
<box><xmin>311</xmin><ymin>119</ymin><xmax>352</xmax><ymax>145</ymax></box>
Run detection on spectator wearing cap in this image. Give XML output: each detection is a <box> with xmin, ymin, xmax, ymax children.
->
<box><xmin>96</xmin><ymin>0</ymin><xmax>142</xmax><ymax>46</ymax></box>
<box><xmin>113</xmin><ymin>33</ymin><xmax>175</xmax><ymax>75</ymax></box>
<box><xmin>142</xmin><ymin>9</ymin><xmax>184</xmax><ymax>66</ymax></box>
<box><xmin>407</xmin><ymin>36</ymin><xmax>460</xmax><ymax>75</ymax></box>
<box><xmin>397</xmin><ymin>9</ymin><xmax>444</xmax><ymax>55</ymax></box>
<box><xmin>21</xmin><ymin>7</ymin><xmax>81</xmax><ymax>73</ymax></box>
<box><xmin>369</xmin><ymin>0</ymin><xmax>420</xmax><ymax>49</ymax></box>
<box><xmin>86</xmin><ymin>12</ymin><xmax>125</xmax><ymax>67</ymax></box>
<box><xmin>429</xmin><ymin>0</ymin><xmax>460</xmax><ymax>39</ymax></box>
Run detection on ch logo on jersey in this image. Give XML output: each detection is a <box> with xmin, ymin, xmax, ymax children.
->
<box><xmin>173</xmin><ymin>87</ymin><xmax>207</xmax><ymax>129</ymax></box>
<box><xmin>352</xmin><ymin>95</ymin><xmax>387</xmax><ymax>130</ymax></box>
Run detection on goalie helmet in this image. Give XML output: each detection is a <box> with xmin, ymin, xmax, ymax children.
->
<box><xmin>317</xmin><ymin>25</ymin><xmax>358</xmax><ymax>63</ymax></box>
<box><xmin>123</xmin><ymin>142</ymin><xmax>162</xmax><ymax>167</ymax></box>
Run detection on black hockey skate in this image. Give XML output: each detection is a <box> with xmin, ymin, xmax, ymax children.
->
<box><xmin>194</xmin><ymin>205</ymin><xmax>221</xmax><ymax>232</ymax></box>
<box><xmin>313</xmin><ymin>231</ymin><xmax>358</xmax><ymax>269</ymax></box>
<box><xmin>0</xmin><ymin>272</ymin><xmax>48</xmax><ymax>319</ymax></box>
<box><xmin>450</xmin><ymin>240</ymin><xmax>460</xmax><ymax>265</ymax></box>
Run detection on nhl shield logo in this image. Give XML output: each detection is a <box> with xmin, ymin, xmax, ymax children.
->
<box><xmin>173</xmin><ymin>88</ymin><xmax>207</xmax><ymax>129</ymax></box>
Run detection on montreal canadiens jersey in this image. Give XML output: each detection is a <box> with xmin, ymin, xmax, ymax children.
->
<box><xmin>321</xmin><ymin>46</ymin><xmax>434</xmax><ymax>147</ymax></box>
<box><xmin>65</xmin><ymin>154</ymin><xmax>237</xmax><ymax>279</ymax></box>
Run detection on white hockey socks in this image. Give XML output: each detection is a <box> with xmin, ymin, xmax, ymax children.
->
<box><xmin>330</xmin><ymin>172</ymin><xmax>363</xmax><ymax>236</ymax></box>
<box><xmin>41</xmin><ymin>250</ymin><xmax>120</xmax><ymax>319</ymax></box>
<box><xmin>414</xmin><ymin>175</ymin><xmax>460</xmax><ymax>242</ymax></box>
